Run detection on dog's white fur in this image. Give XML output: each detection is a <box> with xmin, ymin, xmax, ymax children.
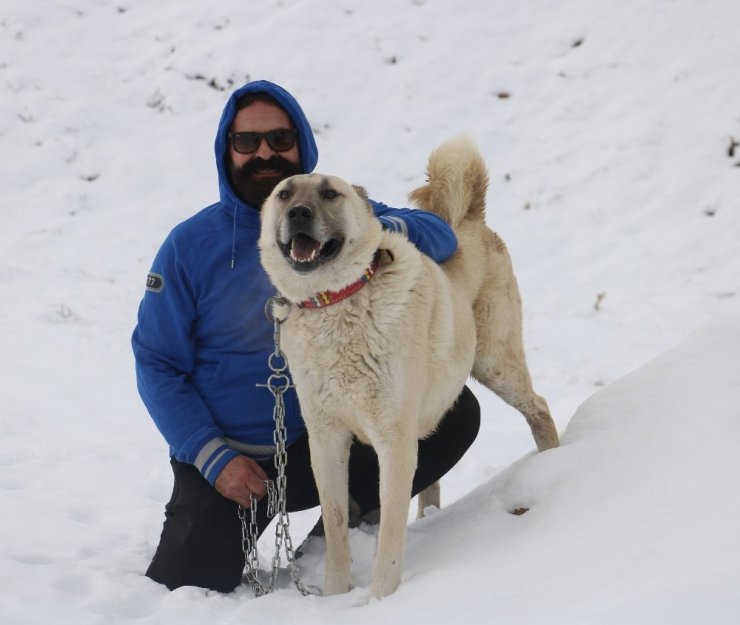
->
<box><xmin>258</xmin><ymin>136</ymin><xmax>559</xmax><ymax>599</ymax></box>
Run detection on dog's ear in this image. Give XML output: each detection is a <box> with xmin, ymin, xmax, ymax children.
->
<box><xmin>352</xmin><ymin>185</ymin><xmax>369</xmax><ymax>201</ymax></box>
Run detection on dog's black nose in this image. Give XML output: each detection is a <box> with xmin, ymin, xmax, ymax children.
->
<box><xmin>288</xmin><ymin>205</ymin><xmax>313</xmax><ymax>221</ymax></box>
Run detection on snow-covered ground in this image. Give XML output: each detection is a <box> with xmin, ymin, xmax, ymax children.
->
<box><xmin>1</xmin><ymin>1</ymin><xmax>739</xmax><ymax>623</ymax></box>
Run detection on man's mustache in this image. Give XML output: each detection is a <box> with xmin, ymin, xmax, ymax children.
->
<box><xmin>237</xmin><ymin>156</ymin><xmax>295</xmax><ymax>177</ymax></box>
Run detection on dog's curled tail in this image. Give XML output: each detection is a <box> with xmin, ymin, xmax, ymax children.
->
<box><xmin>409</xmin><ymin>134</ymin><xmax>489</xmax><ymax>229</ymax></box>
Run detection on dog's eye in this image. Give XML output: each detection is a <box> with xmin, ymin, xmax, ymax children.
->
<box><xmin>321</xmin><ymin>189</ymin><xmax>339</xmax><ymax>200</ymax></box>
<box><xmin>277</xmin><ymin>189</ymin><xmax>291</xmax><ymax>200</ymax></box>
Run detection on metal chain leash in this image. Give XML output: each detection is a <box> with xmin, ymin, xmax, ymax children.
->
<box><xmin>239</xmin><ymin>481</ymin><xmax>277</xmax><ymax>595</ymax></box>
<box><xmin>239</xmin><ymin>296</ymin><xmax>311</xmax><ymax>597</ymax></box>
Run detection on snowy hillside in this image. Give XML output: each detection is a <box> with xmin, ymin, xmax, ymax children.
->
<box><xmin>1</xmin><ymin>1</ymin><xmax>739</xmax><ymax>623</ymax></box>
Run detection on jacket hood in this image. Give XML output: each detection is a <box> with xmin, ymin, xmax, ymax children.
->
<box><xmin>215</xmin><ymin>80</ymin><xmax>319</xmax><ymax>214</ymax></box>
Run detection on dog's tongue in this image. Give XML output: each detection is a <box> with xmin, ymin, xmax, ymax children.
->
<box><xmin>291</xmin><ymin>234</ymin><xmax>322</xmax><ymax>262</ymax></box>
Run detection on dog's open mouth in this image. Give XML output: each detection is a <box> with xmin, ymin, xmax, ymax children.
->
<box><xmin>279</xmin><ymin>233</ymin><xmax>344</xmax><ymax>272</ymax></box>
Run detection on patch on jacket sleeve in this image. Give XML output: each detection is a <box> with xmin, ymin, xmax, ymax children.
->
<box><xmin>146</xmin><ymin>272</ymin><xmax>164</xmax><ymax>293</ymax></box>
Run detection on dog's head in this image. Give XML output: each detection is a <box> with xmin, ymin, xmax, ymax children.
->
<box><xmin>259</xmin><ymin>174</ymin><xmax>383</xmax><ymax>302</ymax></box>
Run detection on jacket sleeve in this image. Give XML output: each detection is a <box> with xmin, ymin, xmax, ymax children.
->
<box><xmin>370</xmin><ymin>199</ymin><xmax>457</xmax><ymax>263</ymax></box>
<box><xmin>131</xmin><ymin>233</ymin><xmax>240</xmax><ymax>486</ymax></box>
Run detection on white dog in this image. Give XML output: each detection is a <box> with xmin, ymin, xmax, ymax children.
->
<box><xmin>258</xmin><ymin>136</ymin><xmax>559</xmax><ymax>599</ymax></box>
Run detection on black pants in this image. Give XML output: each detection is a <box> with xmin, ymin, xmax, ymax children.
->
<box><xmin>146</xmin><ymin>386</ymin><xmax>480</xmax><ymax>592</ymax></box>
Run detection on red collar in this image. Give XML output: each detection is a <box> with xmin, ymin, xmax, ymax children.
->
<box><xmin>298</xmin><ymin>252</ymin><xmax>382</xmax><ymax>309</ymax></box>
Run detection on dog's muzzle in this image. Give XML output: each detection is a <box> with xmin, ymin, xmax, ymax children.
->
<box><xmin>278</xmin><ymin>204</ymin><xmax>344</xmax><ymax>273</ymax></box>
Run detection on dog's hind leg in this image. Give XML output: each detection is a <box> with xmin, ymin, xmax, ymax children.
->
<box><xmin>474</xmin><ymin>348</ymin><xmax>559</xmax><ymax>451</ymax></box>
<box><xmin>471</xmin><ymin>288</ymin><xmax>559</xmax><ymax>451</ymax></box>
<box><xmin>416</xmin><ymin>481</ymin><xmax>440</xmax><ymax>519</ymax></box>
<box><xmin>306</xmin><ymin>425</ymin><xmax>354</xmax><ymax>595</ymax></box>
<box><xmin>473</xmin><ymin>337</ymin><xmax>559</xmax><ymax>451</ymax></box>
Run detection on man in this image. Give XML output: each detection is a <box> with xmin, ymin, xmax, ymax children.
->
<box><xmin>132</xmin><ymin>80</ymin><xmax>480</xmax><ymax>593</ymax></box>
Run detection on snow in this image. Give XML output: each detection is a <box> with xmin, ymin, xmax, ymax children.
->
<box><xmin>1</xmin><ymin>0</ymin><xmax>739</xmax><ymax>623</ymax></box>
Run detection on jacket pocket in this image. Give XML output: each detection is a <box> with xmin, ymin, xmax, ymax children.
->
<box><xmin>204</xmin><ymin>357</ymin><xmax>232</xmax><ymax>395</ymax></box>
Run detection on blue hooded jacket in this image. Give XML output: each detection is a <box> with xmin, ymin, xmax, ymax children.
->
<box><xmin>132</xmin><ymin>80</ymin><xmax>457</xmax><ymax>486</ymax></box>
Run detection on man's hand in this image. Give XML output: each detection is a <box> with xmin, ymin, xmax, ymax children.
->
<box><xmin>214</xmin><ymin>455</ymin><xmax>270</xmax><ymax>508</ymax></box>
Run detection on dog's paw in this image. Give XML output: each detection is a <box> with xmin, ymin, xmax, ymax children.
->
<box><xmin>323</xmin><ymin>578</ymin><xmax>353</xmax><ymax>596</ymax></box>
<box><xmin>369</xmin><ymin>575</ymin><xmax>401</xmax><ymax>600</ymax></box>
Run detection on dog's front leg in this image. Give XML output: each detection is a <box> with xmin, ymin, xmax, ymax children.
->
<box><xmin>370</xmin><ymin>430</ymin><xmax>417</xmax><ymax>599</ymax></box>
<box><xmin>306</xmin><ymin>424</ymin><xmax>353</xmax><ymax>596</ymax></box>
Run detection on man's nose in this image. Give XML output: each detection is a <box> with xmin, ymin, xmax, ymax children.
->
<box><xmin>254</xmin><ymin>137</ymin><xmax>276</xmax><ymax>160</ymax></box>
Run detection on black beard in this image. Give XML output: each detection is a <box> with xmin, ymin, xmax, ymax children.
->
<box><xmin>227</xmin><ymin>155</ymin><xmax>302</xmax><ymax>209</ymax></box>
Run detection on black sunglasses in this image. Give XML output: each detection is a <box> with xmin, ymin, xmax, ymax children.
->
<box><xmin>228</xmin><ymin>129</ymin><xmax>298</xmax><ymax>154</ymax></box>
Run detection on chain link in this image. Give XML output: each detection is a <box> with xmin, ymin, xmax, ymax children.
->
<box><xmin>239</xmin><ymin>481</ymin><xmax>277</xmax><ymax>596</ymax></box>
<box><xmin>239</xmin><ymin>296</ymin><xmax>310</xmax><ymax>597</ymax></box>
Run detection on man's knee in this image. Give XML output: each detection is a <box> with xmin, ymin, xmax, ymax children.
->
<box><xmin>146</xmin><ymin>532</ymin><xmax>244</xmax><ymax>593</ymax></box>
